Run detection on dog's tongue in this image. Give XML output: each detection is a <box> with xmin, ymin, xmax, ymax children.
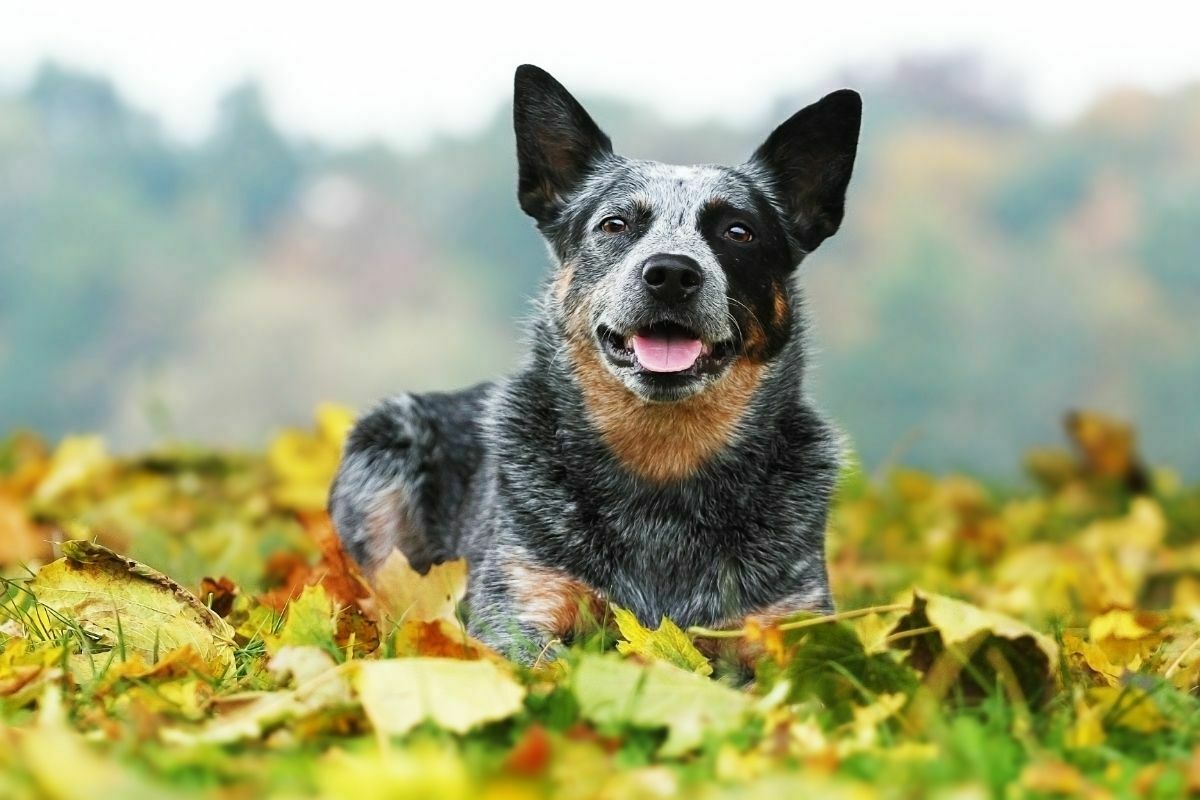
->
<box><xmin>631</xmin><ymin>332</ymin><xmax>704</xmax><ymax>373</ymax></box>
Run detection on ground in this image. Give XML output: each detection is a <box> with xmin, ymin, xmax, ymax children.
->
<box><xmin>0</xmin><ymin>406</ymin><xmax>1198</xmax><ymax>799</ymax></box>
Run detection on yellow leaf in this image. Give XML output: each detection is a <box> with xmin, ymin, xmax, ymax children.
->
<box><xmin>612</xmin><ymin>606</ymin><xmax>711</xmax><ymax>676</ymax></box>
<box><xmin>1086</xmin><ymin>609</ymin><xmax>1164</xmax><ymax>675</ymax></box>
<box><xmin>1087</xmin><ymin>685</ymin><xmax>1167</xmax><ymax>733</ymax></box>
<box><xmin>354</xmin><ymin>658</ymin><xmax>526</xmax><ymax>737</ymax></box>
<box><xmin>27</xmin><ymin>540</ymin><xmax>236</xmax><ymax>677</ymax></box>
<box><xmin>367</xmin><ymin>549</ymin><xmax>467</xmax><ymax>626</ymax></box>
<box><xmin>1021</xmin><ymin>759</ymin><xmax>1088</xmax><ymax>795</ymax></box>
<box><xmin>316</xmin><ymin>402</ymin><xmax>356</xmax><ymax>447</ymax></box>
<box><xmin>33</xmin><ymin>436</ymin><xmax>109</xmax><ymax>503</ymax></box>
<box><xmin>315</xmin><ymin>743</ymin><xmax>472</xmax><ymax>800</ymax></box>
<box><xmin>1066</xmin><ymin>690</ymin><xmax>1106</xmax><ymax>749</ymax></box>
<box><xmin>267</xmin><ymin>404</ymin><xmax>354</xmax><ymax>512</ymax></box>
<box><xmin>162</xmin><ymin>646</ymin><xmax>352</xmax><ymax>745</ymax></box>
<box><xmin>266</xmin><ymin>584</ymin><xmax>339</xmax><ymax>657</ymax></box>
<box><xmin>889</xmin><ymin>590</ymin><xmax>1059</xmax><ymax>702</ymax></box>
<box><xmin>848</xmin><ymin>692</ymin><xmax>907</xmax><ymax>749</ymax></box>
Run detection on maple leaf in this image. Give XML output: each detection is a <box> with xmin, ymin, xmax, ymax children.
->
<box><xmin>365</xmin><ymin>549</ymin><xmax>467</xmax><ymax>627</ymax></box>
<box><xmin>612</xmin><ymin>606</ymin><xmax>712</xmax><ymax>676</ymax></box>
<box><xmin>267</xmin><ymin>584</ymin><xmax>340</xmax><ymax>659</ymax></box>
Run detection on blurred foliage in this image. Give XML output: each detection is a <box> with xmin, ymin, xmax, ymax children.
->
<box><xmin>0</xmin><ymin>408</ymin><xmax>1199</xmax><ymax>797</ymax></box>
<box><xmin>1</xmin><ymin>56</ymin><xmax>1199</xmax><ymax>480</ymax></box>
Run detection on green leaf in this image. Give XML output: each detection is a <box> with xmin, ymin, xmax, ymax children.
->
<box><xmin>769</xmin><ymin>614</ymin><xmax>916</xmax><ymax>723</ymax></box>
<box><xmin>354</xmin><ymin>658</ymin><xmax>526</xmax><ymax>737</ymax></box>
<box><xmin>27</xmin><ymin>540</ymin><xmax>236</xmax><ymax>677</ymax></box>
<box><xmin>612</xmin><ymin>606</ymin><xmax>712</xmax><ymax>676</ymax></box>
<box><xmin>267</xmin><ymin>584</ymin><xmax>339</xmax><ymax>659</ymax></box>
<box><xmin>571</xmin><ymin>653</ymin><xmax>751</xmax><ymax>756</ymax></box>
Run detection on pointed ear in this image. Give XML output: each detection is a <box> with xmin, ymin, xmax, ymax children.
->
<box><xmin>749</xmin><ymin>89</ymin><xmax>862</xmax><ymax>252</ymax></box>
<box><xmin>513</xmin><ymin>64</ymin><xmax>613</xmax><ymax>225</ymax></box>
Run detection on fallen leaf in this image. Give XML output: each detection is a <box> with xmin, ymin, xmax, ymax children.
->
<box><xmin>300</xmin><ymin>510</ymin><xmax>372</xmax><ymax>608</ymax></box>
<box><xmin>198</xmin><ymin>576</ymin><xmax>238</xmax><ymax>618</ymax></box>
<box><xmin>267</xmin><ymin>584</ymin><xmax>339</xmax><ymax>658</ymax></box>
<box><xmin>571</xmin><ymin>653</ymin><xmax>751</xmax><ymax>756</ymax></box>
<box><xmin>268</xmin><ymin>404</ymin><xmax>354</xmax><ymax>512</ymax></box>
<box><xmin>506</xmin><ymin>724</ymin><xmax>553</xmax><ymax>776</ymax></box>
<box><xmin>889</xmin><ymin>590</ymin><xmax>1058</xmax><ymax>704</ymax></box>
<box><xmin>367</xmin><ymin>549</ymin><xmax>467</xmax><ymax>626</ymax></box>
<box><xmin>354</xmin><ymin>657</ymin><xmax>526</xmax><ymax>738</ymax></box>
<box><xmin>26</xmin><ymin>540</ymin><xmax>236</xmax><ymax>677</ymax></box>
<box><xmin>392</xmin><ymin>618</ymin><xmax>495</xmax><ymax>660</ymax></box>
<box><xmin>162</xmin><ymin>646</ymin><xmax>352</xmax><ymax>744</ymax></box>
<box><xmin>776</xmin><ymin>615</ymin><xmax>915</xmax><ymax>722</ymax></box>
<box><xmin>32</xmin><ymin>436</ymin><xmax>109</xmax><ymax>504</ymax></box>
<box><xmin>612</xmin><ymin>606</ymin><xmax>711</xmax><ymax>676</ymax></box>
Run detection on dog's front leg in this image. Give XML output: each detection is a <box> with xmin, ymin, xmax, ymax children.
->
<box><xmin>466</xmin><ymin>547</ymin><xmax>605</xmax><ymax>666</ymax></box>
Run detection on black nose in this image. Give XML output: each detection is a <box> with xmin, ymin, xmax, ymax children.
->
<box><xmin>641</xmin><ymin>254</ymin><xmax>703</xmax><ymax>305</ymax></box>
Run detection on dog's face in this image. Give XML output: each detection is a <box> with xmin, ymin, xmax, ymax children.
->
<box><xmin>514</xmin><ymin>65</ymin><xmax>860</xmax><ymax>403</ymax></box>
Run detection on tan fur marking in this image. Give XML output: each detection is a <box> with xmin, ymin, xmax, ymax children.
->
<box><xmin>745</xmin><ymin>589</ymin><xmax>827</xmax><ymax>626</ymax></box>
<box><xmin>741</xmin><ymin>316</ymin><xmax>768</xmax><ymax>360</ymax></box>
<box><xmin>772</xmin><ymin>283</ymin><xmax>790</xmax><ymax>327</ymax></box>
<box><xmin>564</xmin><ymin>299</ymin><xmax>765</xmax><ymax>482</ymax></box>
<box><xmin>506</xmin><ymin>560</ymin><xmax>606</xmax><ymax>638</ymax></box>
<box><xmin>553</xmin><ymin>264</ymin><xmax>575</xmax><ymax>305</ymax></box>
<box><xmin>362</xmin><ymin>487</ymin><xmax>408</xmax><ymax>572</ymax></box>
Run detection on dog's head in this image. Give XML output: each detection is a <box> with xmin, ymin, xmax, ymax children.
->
<box><xmin>514</xmin><ymin>65</ymin><xmax>860</xmax><ymax>403</ymax></box>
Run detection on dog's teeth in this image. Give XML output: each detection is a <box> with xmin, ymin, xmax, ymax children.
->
<box><xmin>624</xmin><ymin>336</ymin><xmax>635</xmax><ymax>350</ymax></box>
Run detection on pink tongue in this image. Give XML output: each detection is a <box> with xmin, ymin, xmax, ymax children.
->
<box><xmin>631</xmin><ymin>333</ymin><xmax>704</xmax><ymax>373</ymax></box>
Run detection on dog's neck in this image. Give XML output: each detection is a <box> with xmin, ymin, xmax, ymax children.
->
<box><xmin>561</xmin><ymin>332</ymin><xmax>771</xmax><ymax>483</ymax></box>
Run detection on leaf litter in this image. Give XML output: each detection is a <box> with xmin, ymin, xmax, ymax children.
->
<box><xmin>0</xmin><ymin>407</ymin><xmax>1198</xmax><ymax>798</ymax></box>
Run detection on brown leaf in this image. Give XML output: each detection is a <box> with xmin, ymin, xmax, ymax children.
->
<box><xmin>259</xmin><ymin>551</ymin><xmax>315</xmax><ymax>611</ymax></box>
<box><xmin>0</xmin><ymin>492</ymin><xmax>51</xmax><ymax>567</ymax></box>
<box><xmin>506</xmin><ymin>724</ymin><xmax>553</xmax><ymax>776</ymax></box>
<box><xmin>299</xmin><ymin>510</ymin><xmax>372</xmax><ymax>609</ymax></box>
<box><xmin>392</xmin><ymin>618</ymin><xmax>495</xmax><ymax>660</ymax></box>
<box><xmin>198</xmin><ymin>576</ymin><xmax>238</xmax><ymax>618</ymax></box>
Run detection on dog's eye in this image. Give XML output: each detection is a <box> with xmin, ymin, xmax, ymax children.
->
<box><xmin>599</xmin><ymin>216</ymin><xmax>628</xmax><ymax>234</ymax></box>
<box><xmin>724</xmin><ymin>223</ymin><xmax>754</xmax><ymax>243</ymax></box>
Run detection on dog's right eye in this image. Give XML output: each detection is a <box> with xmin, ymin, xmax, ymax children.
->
<box><xmin>599</xmin><ymin>216</ymin><xmax>628</xmax><ymax>234</ymax></box>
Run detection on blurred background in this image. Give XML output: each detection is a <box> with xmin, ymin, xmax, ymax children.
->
<box><xmin>1</xmin><ymin>2</ymin><xmax>1197</xmax><ymax>478</ymax></box>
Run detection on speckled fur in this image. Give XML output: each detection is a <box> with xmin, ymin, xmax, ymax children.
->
<box><xmin>330</xmin><ymin>65</ymin><xmax>862</xmax><ymax>663</ymax></box>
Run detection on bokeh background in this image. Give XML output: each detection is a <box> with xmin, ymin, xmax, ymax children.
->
<box><xmin>1</xmin><ymin>3</ymin><xmax>1197</xmax><ymax>478</ymax></box>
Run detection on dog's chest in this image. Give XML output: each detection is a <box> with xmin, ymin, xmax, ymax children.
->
<box><xmin>559</xmin><ymin>486</ymin><xmax>785</xmax><ymax>627</ymax></box>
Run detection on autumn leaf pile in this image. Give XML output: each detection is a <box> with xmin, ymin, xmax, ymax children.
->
<box><xmin>1</xmin><ymin>407</ymin><xmax>1199</xmax><ymax>799</ymax></box>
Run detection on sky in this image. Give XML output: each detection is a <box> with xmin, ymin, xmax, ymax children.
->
<box><xmin>2</xmin><ymin>2</ymin><xmax>1198</xmax><ymax>147</ymax></box>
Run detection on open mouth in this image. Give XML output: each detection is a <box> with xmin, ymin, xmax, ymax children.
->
<box><xmin>597</xmin><ymin>321</ymin><xmax>735</xmax><ymax>376</ymax></box>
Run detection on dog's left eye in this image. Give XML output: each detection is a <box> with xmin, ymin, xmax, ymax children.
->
<box><xmin>599</xmin><ymin>216</ymin><xmax>628</xmax><ymax>234</ymax></box>
<box><xmin>724</xmin><ymin>223</ymin><xmax>754</xmax><ymax>243</ymax></box>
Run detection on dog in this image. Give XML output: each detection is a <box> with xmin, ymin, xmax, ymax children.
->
<box><xmin>330</xmin><ymin>65</ymin><xmax>861</xmax><ymax>664</ymax></box>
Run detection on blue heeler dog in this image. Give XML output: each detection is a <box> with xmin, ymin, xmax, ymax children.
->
<box><xmin>330</xmin><ymin>65</ymin><xmax>861</xmax><ymax>664</ymax></box>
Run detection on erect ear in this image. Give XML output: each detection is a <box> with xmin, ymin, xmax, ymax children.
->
<box><xmin>748</xmin><ymin>89</ymin><xmax>862</xmax><ymax>252</ymax></box>
<box><xmin>513</xmin><ymin>64</ymin><xmax>613</xmax><ymax>226</ymax></box>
